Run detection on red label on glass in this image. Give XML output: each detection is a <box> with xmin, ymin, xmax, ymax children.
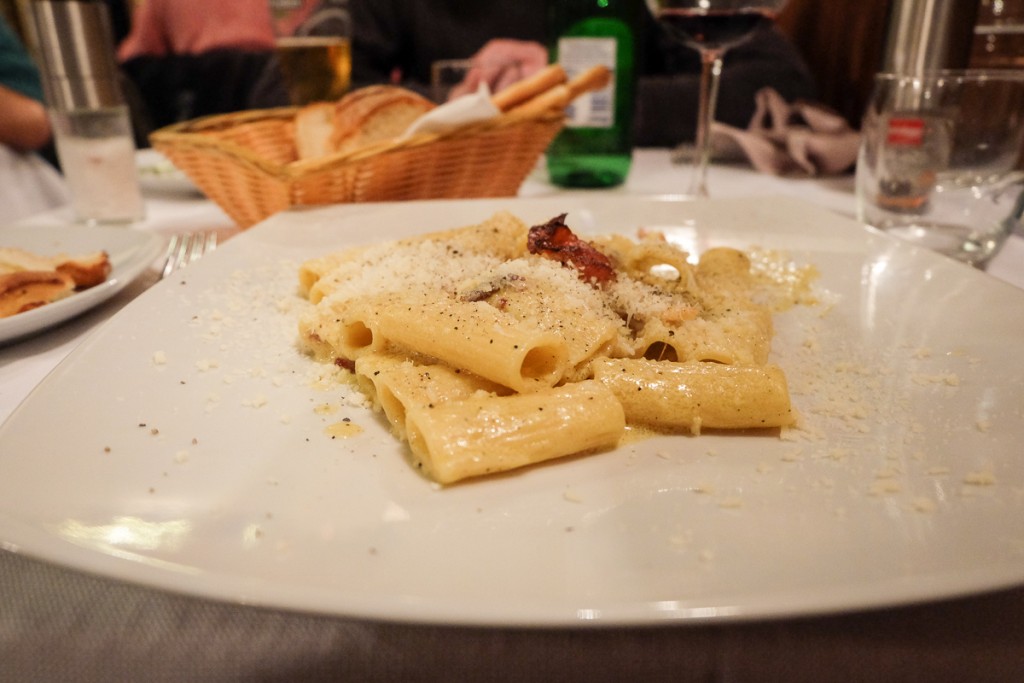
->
<box><xmin>886</xmin><ymin>117</ymin><xmax>925</xmax><ymax>146</ymax></box>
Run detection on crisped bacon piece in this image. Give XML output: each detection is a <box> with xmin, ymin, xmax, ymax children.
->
<box><xmin>527</xmin><ymin>214</ymin><xmax>616</xmax><ymax>285</ymax></box>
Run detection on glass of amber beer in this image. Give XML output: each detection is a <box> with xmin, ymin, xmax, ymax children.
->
<box><xmin>268</xmin><ymin>0</ymin><xmax>352</xmax><ymax>104</ymax></box>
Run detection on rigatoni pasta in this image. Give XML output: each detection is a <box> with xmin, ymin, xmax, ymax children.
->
<box><xmin>354</xmin><ymin>352</ymin><xmax>511</xmax><ymax>442</ymax></box>
<box><xmin>406</xmin><ymin>381</ymin><xmax>626</xmax><ymax>484</ymax></box>
<box><xmin>590</xmin><ymin>359</ymin><xmax>792</xmax><ymax>434</ymax></box>
<box><xmin>298</xmin><ymin>211</ymin><xmax>797</xmax><ymax>484</ymax></box>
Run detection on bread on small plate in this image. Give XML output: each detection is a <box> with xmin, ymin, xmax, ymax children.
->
<box><xmin>0</xmin><ymin>247</ymin><xmax>112</xmax><ymax>318</ymax></box>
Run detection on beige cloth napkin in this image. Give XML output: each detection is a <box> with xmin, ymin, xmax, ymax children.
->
<box><xmin>711</xmin><ymin>87</ymin><xmax>861</xmax><ymax>176</ymax></box>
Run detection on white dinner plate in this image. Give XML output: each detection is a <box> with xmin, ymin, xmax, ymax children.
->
<box><xmin>0</xmin><ymin>196</ymin><xmax>1022</xmax><ymax>626</ymax></box>
<box><xmin>0</xmin><ymin>224</ymin><xmax>164</xmax><ymax>344</ymax></box>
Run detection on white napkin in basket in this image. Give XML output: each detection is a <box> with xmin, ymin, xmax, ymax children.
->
<box><xmin>401</xmin><ymin>84</ymin><xmax>501</xmax><ymax>138</ymax></box>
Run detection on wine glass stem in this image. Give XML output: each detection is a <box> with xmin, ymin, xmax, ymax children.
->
<box><xmin>690</xmin><ymin>50</ymin><xmax>724</xmax><ymax>198</ymax></box>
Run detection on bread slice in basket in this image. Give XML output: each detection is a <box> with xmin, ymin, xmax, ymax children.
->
<box><xmin>149</xmin><ymin>64</ymin><xmax>615</xmax><ymax>227</ymax></box>
<box><xmin>294</xmin><ymin>86</ymin><xmax>436</xmax><ymax>160</ymax></box>
<box><xmin>291</xmin><ymin>65</ymin><xmax>611</xmax><ymax>161</ymax></box>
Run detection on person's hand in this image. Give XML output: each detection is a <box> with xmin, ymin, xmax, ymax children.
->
<box><xmin>448</xmin><ymin>39</ymin><xmax>548</xmax><ymax>99</ymax></box>
<box><xmin>0</xmin><ymin>85</ymin><xmax>51</xmax><ymax>152</ymax></box>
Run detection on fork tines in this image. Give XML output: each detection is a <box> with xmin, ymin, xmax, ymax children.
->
<box><xmin>161</xmin><ymin>231</ymin><xmax>218</xmax><ymax>278</ymax></box>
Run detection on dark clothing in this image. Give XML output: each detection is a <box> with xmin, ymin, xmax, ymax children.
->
<box><xmin>122</xmin><ymin>50</ymin><xmax>277</xmax><ymax>129</ymax></box>
<box><xmin>350</xmin><ymin>0</ymin><xmax>817</xmax><ymax>147</ymax></box>
<box><xmin>352</xmin><ymin>1</ymin><xmax>546</xmax><ymax>91</ymax></box>
<box><xmin>638</xmin><ymin>23</ymin><xmax>818</xmax><ymax>147</ymax></box>
<box><xmin>0</xmin><ymin>17</ymin><xmax>44</xmax><ymax>102</ymax></box>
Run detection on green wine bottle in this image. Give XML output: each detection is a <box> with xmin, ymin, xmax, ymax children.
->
<box><xmin>546</xmin><ymin>0</ymin><xmax>640</xmax><ymax>188</ymax></box>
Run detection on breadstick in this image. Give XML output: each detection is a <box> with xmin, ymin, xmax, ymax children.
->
<box><xmin>566</xmin><ymin>65</ymin><xmax>612</xmax><ymax>99</ymax></box>
<box><xmin>506</xmin><ymin>84</ymin><xmax>572</xmax><ymax>118</ymax></box>
<box><xmin>505</xmin><ymin>64</ymin><xmax>613</xmax><ymax>118</ymax></box>
<box><xmin>491</xmin><ymin>63</ymin><xmax>567</xmax><ymax>112</ymax></box>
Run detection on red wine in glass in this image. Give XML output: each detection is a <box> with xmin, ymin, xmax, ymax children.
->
<box><xmin>656</xmin><ymin>9</ymin><xmax>776</xmax><ymax>51</ymax></box>
<box><xmin>646</xmin><ymin>1</ymin><xmax>789</xmax><ymax>197</ymax></box>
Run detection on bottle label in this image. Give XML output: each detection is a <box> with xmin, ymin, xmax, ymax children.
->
<box><xmin>558</xmin><ymin>37</ymin><xmax>616</xmax><ymax>129</ymax></box>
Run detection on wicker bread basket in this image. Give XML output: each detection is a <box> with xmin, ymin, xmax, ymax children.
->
<box><xmin>150</xmin><ymin>105</ymin><xmax>566</xmax><ymax>229</ymax></box>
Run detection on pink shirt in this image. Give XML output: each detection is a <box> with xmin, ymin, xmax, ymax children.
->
<box><xmin>117</xmin><ymin>0</ymin><xmax>276</xmax><ymax>61</ymax></box>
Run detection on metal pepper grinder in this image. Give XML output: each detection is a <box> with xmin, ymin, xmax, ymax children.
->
<box><xmin>30</xmin><ymin>0</ymin><xmax>144</xmax><ymax>225</ymax></box>
<box><xmin>882</xmin><ymin>0</ymin><xmax>980</xmax><ymax>75</ymax></box>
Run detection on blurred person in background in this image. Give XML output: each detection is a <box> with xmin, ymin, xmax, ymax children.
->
<box><xmin>116</xmin><ymin>0</ymin><xmax>276</xmax><ymax>61</ymax></box>
<box><xmin>349</xmin><ymin>0</ymin><xmax>816</xmax><ymax>148</ymax></box>
<box><xmin>117</xmin><ymin>0</ymin><xmax>340</xmax><ymax>131</ymax></box>
<box><xmin>0</xmin><ymin>15</ymin><xmax>69</xmax><ymax>222</ymax></box>
<box><xmin>117</xmin><ymin>0</ymin><xmax>278</xmax><ymax>130</ymax></box>
<box><xmin>0</xmin><ymin>15</ymin><xmax>50</xmax><ymax>154</ymax></box>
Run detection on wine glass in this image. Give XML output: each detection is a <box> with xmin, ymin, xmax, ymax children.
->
<box><xmin>644</xmin><ymin>0</ymin><xmax>790</xmax><ymax>197</ymax></box>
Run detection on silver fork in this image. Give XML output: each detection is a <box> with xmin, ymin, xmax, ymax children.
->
<box><xmin>161</xmin><ymin>231</ymin><xmax>218</xmax><ymax>278</ymax></box>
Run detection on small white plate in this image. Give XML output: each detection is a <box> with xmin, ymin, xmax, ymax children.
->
<box><xmin>136</xmin><ymin>149</ymin><xmax>200</xmax><ymax>196</ymax></box>
<box><xmin>0</xmin><ymin>196</ymin><xmax>1022</xmax><ymax>626</ymax></box>
<box><xmin>0</xmin><ymin>224</ymin><xmax>163</xmax><ymax>344</ymax></box>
